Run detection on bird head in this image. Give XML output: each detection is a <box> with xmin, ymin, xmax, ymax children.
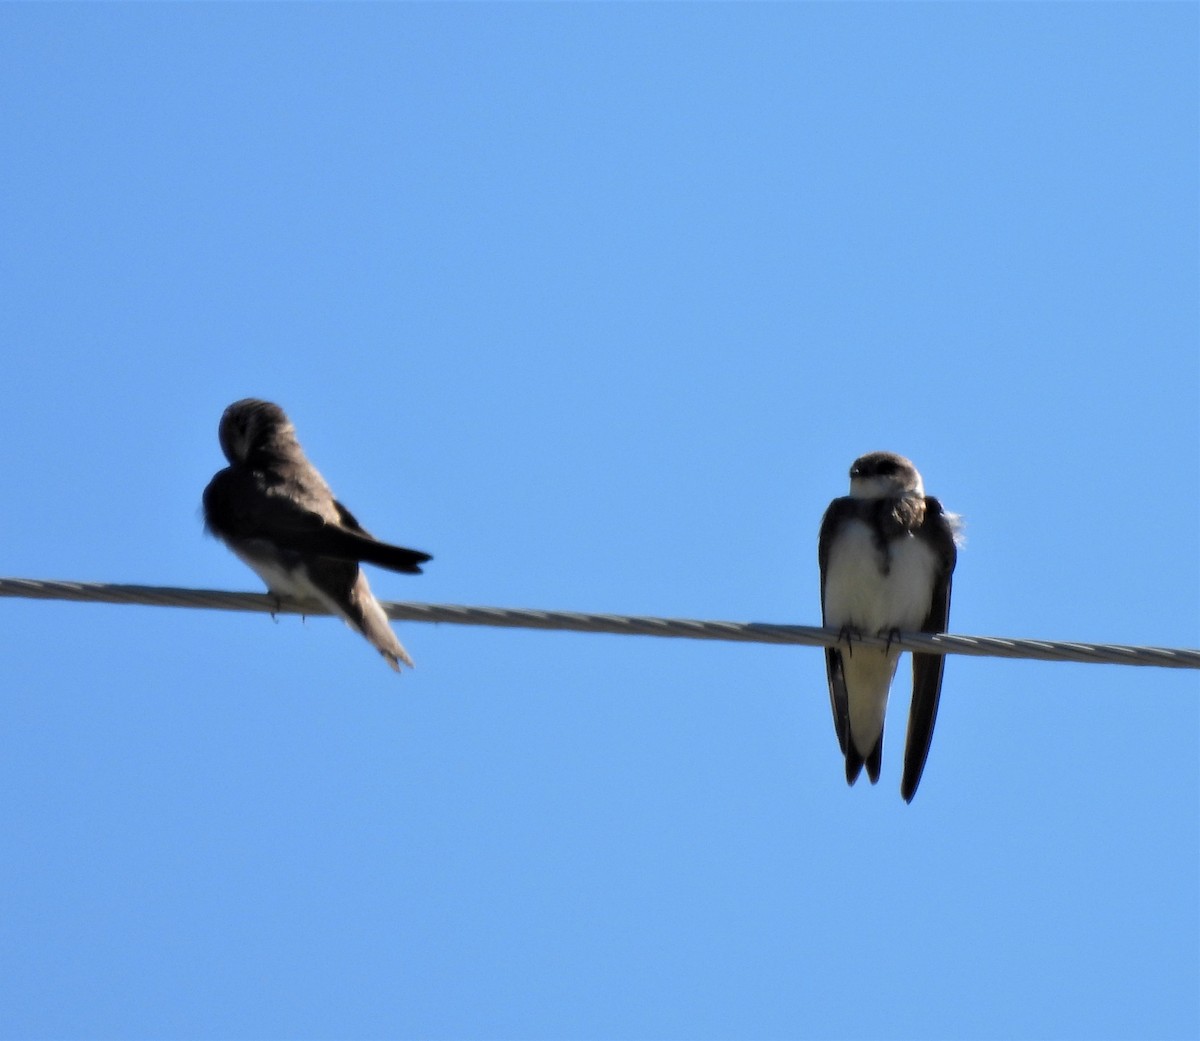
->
<box><xmin>217</xmin><ymin>399</ymin><xmax>296</xmax><ymax>465</ymax></box>
<box><xmin>848</xmin><ymin>451</ymin><xmax>924</xmax><ymax>500</ymax></box>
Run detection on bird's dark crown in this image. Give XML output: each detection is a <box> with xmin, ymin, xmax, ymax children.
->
<box><xmin>218</xmin><ymin>398</ymin><xmax>296</xmax><ymax>465</ymax></box>
<box><xmin>847</xmin><ymin>451</ymin><xmax>923</xmax><ymax>499</ymax></box>
<box><xmin>850</xmin><ymin>451</ymin><xmax>915</xmax><ymax>480</ymax></box>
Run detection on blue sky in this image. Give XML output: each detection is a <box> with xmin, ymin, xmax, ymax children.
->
<box><xmin>1</xmin><ymin>5</ymin><xmax>1197</xmax><ymax>1040</ymax></box>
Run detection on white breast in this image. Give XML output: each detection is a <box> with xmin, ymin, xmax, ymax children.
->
<box><xmin>232</xmin><ymin>544</ymin><xmax>317</xmax><ymax>601</ymax></box>
<box><xmin>823</xmin><ymin>519</ymin><xmax>938</xmax><ymax>634</ymax></box>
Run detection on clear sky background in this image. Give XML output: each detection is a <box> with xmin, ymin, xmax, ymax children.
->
<box><xmin>1</xmin><ymin>5</ymin><xmax>1197</xmax><ymax>1040</ymax></box>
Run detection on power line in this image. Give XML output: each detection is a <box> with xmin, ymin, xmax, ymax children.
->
<box><xmin>1</xmin><ymin>577</ymin><xmax>1196</xmax><ymax>670</ymax></box>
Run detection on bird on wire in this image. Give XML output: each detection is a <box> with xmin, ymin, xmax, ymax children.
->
<box><xmin>818</xmin><ymin>451</ymin><xmax>960</xmax><ymax>802</ymax></box>
<box><xmin>203</xmin><ymin>398</ymin><xmax>432</xmax><ymax>671</ymax></box>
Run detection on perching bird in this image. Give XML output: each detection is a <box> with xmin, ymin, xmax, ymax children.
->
<box><xmin>818</xmin><ymin>452</ymin><xmax>959</xmax><ymax>802</ymax></box>
<box><xmin>203</xmin><ymin>398</ymin><xmax>431</xmax><ymax>671</ymax></box>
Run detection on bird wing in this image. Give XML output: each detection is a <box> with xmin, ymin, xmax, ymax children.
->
<box><xmin>204</xmin><ymin>467</ymin><xmax>431</xmax><ymax>574</ymax></box>
<box><xmin>900</xmin><ymin>497</ymin><xmax>958</xmax><ymax>803</ymax></box>
<box><xmin>818</xmin><ymin>497</ymin><xmax>857</xmax><ymax>759</ymax></box>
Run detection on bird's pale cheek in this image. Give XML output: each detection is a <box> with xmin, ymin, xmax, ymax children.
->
<box><xmin>850</xmin><ymin>476</ymin><xmax>895</xmax><ymax>500</ymax></box>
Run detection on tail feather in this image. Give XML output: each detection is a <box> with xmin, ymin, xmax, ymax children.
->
<box><xmin>312</xmin><ymin>570</ymin><xmax>415</xmax><ymax>671</ymax></box>
<box><xmin>844</xmin><ymin>736</ymin><xmax>883</xmax><ymax>787</ymax></box>
<box><xmin>845</xmin><ymin>747</ymin><xmax>864</xmax><ymax>786</ymax></box>
<box><xmin>864</xmin><ymin>737</ymin><xmax>883</xmax><ymax>784</ymax></box>
<box><xmin>349</xmin><ymin>575</ymin><xmax>414</xmax><ymax>670</ymax></box>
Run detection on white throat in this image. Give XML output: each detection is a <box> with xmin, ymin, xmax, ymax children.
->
<box><xmin>849</xmin><ymin>474</ymin><xmax>923</xmax><ymax>500</ymax></box>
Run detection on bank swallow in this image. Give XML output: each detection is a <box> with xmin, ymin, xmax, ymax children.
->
<box><xmin>818</xmin><ymin>452</ymin><xmax>959</xmax><ymax>801</ymax></box>
<box><xmin>203</xmin><ymin>398</ymin><xmax>432</xmax><ymax>671</ymax></box>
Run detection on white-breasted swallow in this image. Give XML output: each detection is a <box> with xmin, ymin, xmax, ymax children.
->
<box><xmin>818</xmin><ymin>451</ymin><xmax>959</xmax><ymax>801</ymax></box>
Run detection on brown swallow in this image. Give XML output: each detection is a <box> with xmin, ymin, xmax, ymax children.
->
<box><xmin>203</xmin><ymin>398</ymin><xmax>431</xmax><ymax>671</ymax></box>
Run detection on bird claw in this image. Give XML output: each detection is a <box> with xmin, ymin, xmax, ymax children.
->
<box><xmin>837</xmin><ymin>624</ymin><xmax>862</xmax><ymax>658</ymax></box>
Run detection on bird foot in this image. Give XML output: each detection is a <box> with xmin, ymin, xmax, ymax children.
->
<box><xmin>837</xmin><ymin>624</ymin><xmax>863</xmax><ymax>658</ymax></box>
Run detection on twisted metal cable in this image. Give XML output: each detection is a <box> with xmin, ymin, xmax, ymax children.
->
<box><xmin>1</xmin><ymin>577</ymin><xmax>1196</xmax><ymax>670</ymax></box>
